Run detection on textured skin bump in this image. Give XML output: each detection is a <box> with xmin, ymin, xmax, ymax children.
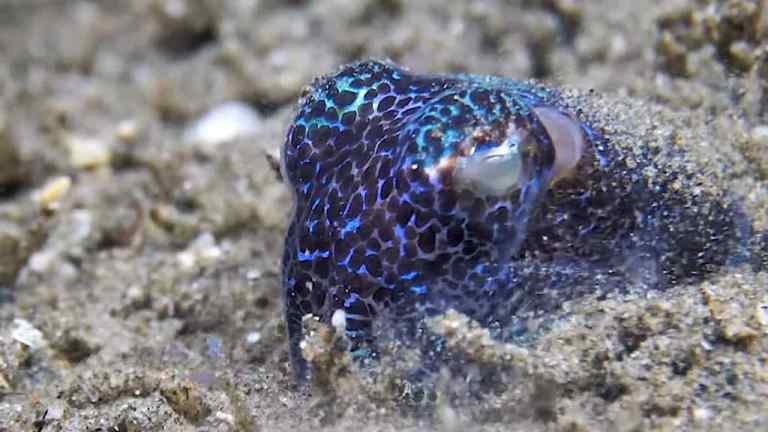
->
<box><xmin>280</xmin><ymin>60</ymin><xmax>743</xmax><ymax>380</ymax></box>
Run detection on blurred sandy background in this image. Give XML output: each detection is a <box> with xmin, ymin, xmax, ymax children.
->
<box><xmin>0</xmin><ymin>1</ymin><xmax>767</xmax><ymax>430</ymax></box>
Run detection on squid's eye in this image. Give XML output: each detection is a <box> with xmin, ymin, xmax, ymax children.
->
<box><xmin>454</xmin><ymin>127</ymin><xmax>526</xmax><ymax>196</ymax></box>
<box><xmin>532</xmin><ymin>106</ymin><xmax>585</xmax><ymax>180</ymax></box>
<box><xmin>452</xmin><ymin>107</ymin><xmax>586</xmax><ymax>196</ymax></box>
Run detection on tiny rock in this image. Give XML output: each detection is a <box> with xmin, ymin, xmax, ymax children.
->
<box><xmin>182</xmin><ymin>101</ymin><xmax>261</xmax><ymax>154</ymax></box>
<box><xmin>65</xmin><ymin>133</ymin><xmax>112</xmax><ymax>170</ymax></box>
<box><xmin>32</xmin><ymin>176</ymin><xmax>72</xmax><ymax>211</ymax></box>
<box><xmin>11</xmin><ymin>319</ymin><xmax>47</xmax><ymax>351</ymax></box>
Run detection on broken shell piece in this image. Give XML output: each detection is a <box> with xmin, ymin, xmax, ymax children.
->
<box><xmin>11</xmin><ymin>319</ymin><xmax>47</xmax><ymax>351</ymax></box>
<box><xmin>183</xmin><ymin>101</ymin><xmax>261</xmax><ymax>155</ymax></box>
<box><xmin>32</xmin><ymin>176</ymin><xmax>72</xmax><ymax>211</ymax></box>
<box><xmin>65</xmin><ymin>133</ymin><xmax>112</xmax><ymax>170</ymax></box>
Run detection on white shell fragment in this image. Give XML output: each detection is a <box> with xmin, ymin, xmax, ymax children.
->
<box><xmin>65</xmin><ymin>133</ymin><xmax>112</xmax><ymax>170</ymax></box>
<box><xmin>11</xmin><ymin>319</ymin><xmax>47</xmax><ymax>351</ymax></box>
<box><xmin>245</xmin><ymin>331</ymin><xmax>262</xmax><ymax>344</ymax></box>
<box><xmin>183</xmin><ymin>101</ymin><xmax>262</xmax><ymax>154</ymax></box>
<box><xmin>32</xmin><ymin>176</ymin><xmax>73</xmax><ymax>211</ymax></box>
<box><xmin>331</xmin><ymin>309</ymin><xmax>347</xmax><ymax>332</ymax></box>
<box><xmin>176</xmin><ymin>231</ymin><xmax>223</xmax><ymax>269</ymax></box>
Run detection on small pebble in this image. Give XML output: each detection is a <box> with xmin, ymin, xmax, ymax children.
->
<box><xmin>692</xmin><ymin>406</ymin><xmax>713</xmax><ymax>424</ymax></box>
<box><xmin>11</xmin><ymin>319</ymin><xmax>47</xmax><ymax>351</ymax></box>
<box><xmin>331</xmin><ymin>309</ymin><xmax>346</xmax><ymax>333</ymax></box>
<box><xmin>214</xmin><ymin>411</ymin><xmax>235</xmax><ymax>426</ymax></box>
<box><xmin>44</xmin><ymin>401</ymin><xmax>66</xmax><ymax>421</ymax></box>
<box><xmin>176</xmin><ymin>251</ymin><xmax>197</xmax><ymax>269</ymax></box>
<box><xmin>245</xmin><ymin>269</ymin><xmax>262</xmax><ymax>281</ymax></box>
<box><xmin>176</xmin><ymin>232</ymin><xmax>223</xmax><ymax>269</ymax></box>
<box><xmin>65</xmin><ymin>133</ymin><xmax>112</xmax><ymax>170</ymax></box>
<box><xmin>32</xmin><ymin>176</ymin><xmax>72</xmax><ymax>211</ymax></box>
<box><xmin>182</xmin><ymin>101</ymin><xmax>261</xmax><ymax>155</ymax></box>
<box><xmin>245</xmin><ymin>331</ymin><xmax>261</xmax><ymax>344</ymax></box>
<box><xmin>115</xmin><ymin>119</ymin><xmax>140</xmax><ymax>144</ymax></box>
<box><xmin>27</xmin><ymin>250</ymin><xmax>57</xmax><ymax>274</ymax></box>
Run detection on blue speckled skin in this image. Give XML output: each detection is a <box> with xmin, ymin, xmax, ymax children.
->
<box><xmin>280</xmin><ymin>60</ymin><xmax>740</xmax><ymax>380</ymax></box>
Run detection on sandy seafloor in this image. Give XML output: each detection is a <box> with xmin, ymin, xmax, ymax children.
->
<box><xmin>0</xmin><ymin>0</ymin><xmax>767</xmax><ymax>431</ymax></box>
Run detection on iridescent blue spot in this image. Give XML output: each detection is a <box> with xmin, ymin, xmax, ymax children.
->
<box><xmin>409</xmin><ymin>284</ymin><xmax>427</xmax><ymax>295</ymax></box>
<box><xmin>341</xmin><ymin>217</ymin><xmax>360</xmax><ymax>237</ymax></box>
<box><xmin>344</xmin><ymin>292</ymin><xmax>360</xmax><ymax>308</ymax></box>
<box><xmin>297</xmin><ymin>249</ymin><xmax>330</xmax><ymax>262</ymax></box>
